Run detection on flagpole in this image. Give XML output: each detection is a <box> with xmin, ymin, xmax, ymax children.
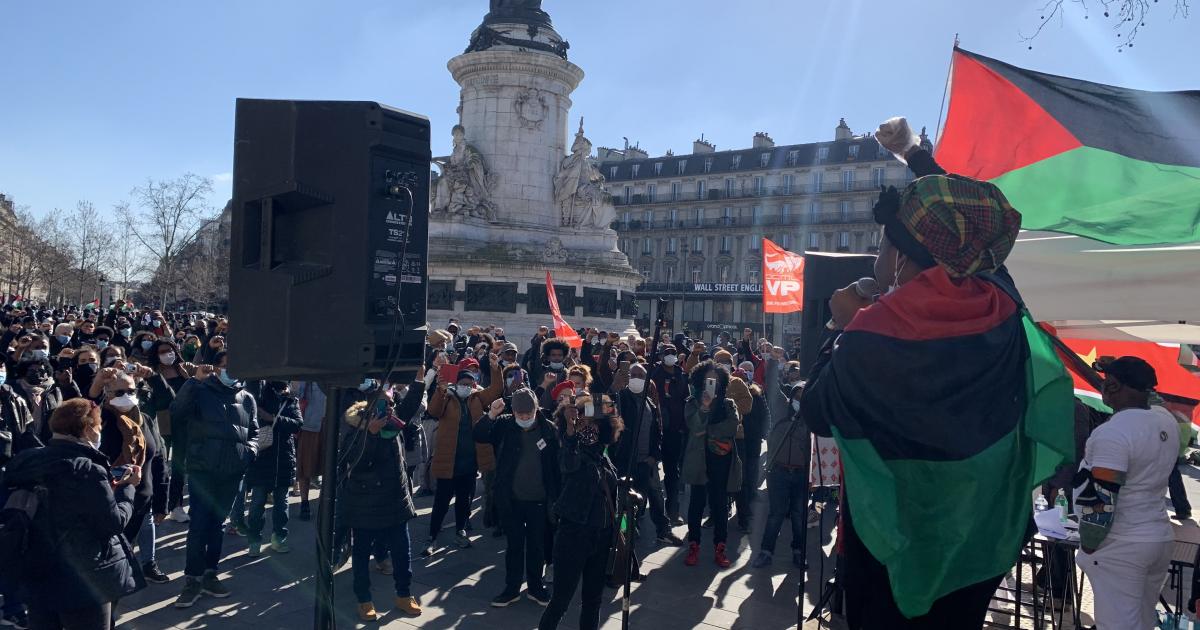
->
<box><xmin>934</xmin><ymin>33</ymin><xmax>960</xmax><ymax>145</ymax></box>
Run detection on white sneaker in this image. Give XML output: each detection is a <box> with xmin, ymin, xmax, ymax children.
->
<box><xmin>170</xmin><ymin>507</ymin><xmax>190</xmax><ymax>523</ymax></box>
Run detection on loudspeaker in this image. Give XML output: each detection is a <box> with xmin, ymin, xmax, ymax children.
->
<box><xmin>228</xmin><ymin>99</ymin><xmax>430</xmax><ymax>383</ymax></box>
<box><xmin>799</xmin><ymin>252</ymin><xmax>877</xmax><ymax>376</ymax></box>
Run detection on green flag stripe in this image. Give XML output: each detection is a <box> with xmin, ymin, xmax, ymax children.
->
<box><xmin>991</xmin><ymin>146</ymin><xmax>1200</xmax><ymax>245</ymax></box>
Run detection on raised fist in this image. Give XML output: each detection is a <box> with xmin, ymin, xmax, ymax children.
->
<box><xmin>489</xmin><ymin>398</ymin><xmax>506</xmax><ymax>418</ymax></box>
<box><xmin>875</xmin><ymin>117</ymin><xmax>920</xmax><ymax>161</ymax></box>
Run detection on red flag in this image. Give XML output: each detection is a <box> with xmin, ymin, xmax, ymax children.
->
<box><xmin>762</xmin><ymin>238</ymin><xmax>805</xmax><ymax>314</ymax></box>
<box><xmin>545</xmin><ymin>271</ymin><xmax>582</xmax><ymax>349</ymax></box>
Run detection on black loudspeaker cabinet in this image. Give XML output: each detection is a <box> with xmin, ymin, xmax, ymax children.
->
<box><xmin>798</xmin><ymin>252</ymin><xmax>877</xmax><ymax>376</ymax></box>
<box><xmin>228</xmin><ymin>99</ymin><xmax>430</xmax><ymax>383</ymax></box>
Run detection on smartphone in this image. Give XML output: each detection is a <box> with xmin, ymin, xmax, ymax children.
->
<box><xmin>705</xmin><ymin>377</ymin><xmax>717</xmax><ymax>397</ymax></box>
<box><xmin>110</xmin><ymin>465</ymin><xmax>130</xmax><ymax>481</ymax></box>
<box><xmin>619</xmin><ymin>360</ymin><xmax>630</xmax><ymax>372</ymax></box>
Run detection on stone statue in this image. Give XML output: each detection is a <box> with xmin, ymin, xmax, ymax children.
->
<box><xmin>554</xmin><ymin>118</ymin><xmax>616</xmax><ymax>229</ymax></box>
<box><xmin>432</xmin><ymin>125</ymin><xmax>498</xmax><ymax>221</ymax></box>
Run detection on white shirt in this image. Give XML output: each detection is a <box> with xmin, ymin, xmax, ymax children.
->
<box><xmin>1075</xmin><ymin>406</ymin><xmax>1179</xmax><ymax>544</ymax></box>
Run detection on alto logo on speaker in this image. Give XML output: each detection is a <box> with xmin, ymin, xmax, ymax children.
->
<box><xmin>385</xmin><ymin>211</ymin><xmax>407</xmax><ymax>226</ymax></box>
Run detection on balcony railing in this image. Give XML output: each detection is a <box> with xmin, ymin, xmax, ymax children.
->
<box><xmin>615</xmin><ymin>211</ymin><xmax>875</xmax><ymax>232</ymax></box>
<box><xmin>613</xmin><ymin>177</ymin><xmax>912</xmax><ymax>206</ymax></box>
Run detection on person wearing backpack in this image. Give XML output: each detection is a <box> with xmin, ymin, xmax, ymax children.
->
<box><xmin>2</xmin><ymin>397</ymin><xmax>142</xmax><ymax>630</ymax></box>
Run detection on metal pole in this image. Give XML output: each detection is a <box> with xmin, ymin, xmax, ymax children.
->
<box><xmin>314</xmin><ymin>386</ymin><xmax>342</xmax><ymax>630</ymax></box>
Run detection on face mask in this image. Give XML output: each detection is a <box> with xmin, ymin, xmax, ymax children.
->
<box><xmin>515</xmin><ymin>416</ymin><xmax>537</xmax><ymax>429</ymax></box>
<box><xmin>217</xmin><ymin>368</ymin><xmax>239</xmax><ymax>387</ymax></box>
<box><xmin>500</xmin><ymin>359</ymin><xmax>512</xmax><ymax>367</ymax></box>
<box><xmin>88</xmin><ymin>433</ymin><xmax>101</xmax><ymax>451</ymax></box>
<box><xmin>109</xmin><ymin>393</ymin><xmax>138</xmax><ymax>412</ymax></box>
<box><xmin>455</xmin><ymin>384</ymin><xmax>473</xmax><ymax>398</ymax></box>
<box><xmin>662</xmin><ymin>355</ymin><xmax>678</xmax><ymax>366</ymax></box>
<box><xmin>140</xmin><ymin>340</ymin><xmax>153</xmax><ymax>351</ymax></box>
<box><xmin>56</xmin><ymin>335</ymin><xmax>71</xmax><ymax>345</ymax></box>
<box><xmin>574</xmin><ymin>386</ymin><xmax>584</xmax><ymax>396</ymax></box>
<box><xmin>153</xmin><ymin>319</ymin><xmax>163</xmax><ymax>327</ymax></box>
<box><xmin>358</xmin><ymin>378</ymin><xmax>374</xmax><ymax>392</ymax></box>
<box><xmin>96</xmin><ymin>340</ymin><xmax>109</xmax><ymax>350</ymax></box>
<box><xmin>29</xmin><ymin>349</ymin><xmax>48</xmax><ymax>361</ymax></box>
<box><xmin>159</xmin><ymin>352</ymin><xmax>176</xmax><ymax>366</ymax></box>
<box><xmin>791</xmin><ymin>400</ymin><xmax>802</xmax><ymax>412</ymax></box>
<box><xmin>80</xmin><ymin>363</ymin><xmax>99</xmax><ymax>374</ymax></box>
<box><xmin>120</xmin><ymin>328</ymin><xmax>132</xmax><ymax>338</ymax></box>
<box><xmin>628</xmin><ymin>378</ymin><xmax>646</xmax><ymax>394</ymax></box>
<box><xmin>469</xmin><ymin>371</ymin><xmax>481</xmax><ymax>382</ymax></box>
<box><xmin>548</xmin><ymin>361</ymin><xmax>564</xmax><ymax>371</ymax></box>
<box><xmin>0</xmin><ymin>373</ymin><xmax>7</xmax><ymax>387</ymax></box>
<box><xmin>717</xmin><ymin>363</ymin><xmax>732</xmax><ymax>374</ymax></box>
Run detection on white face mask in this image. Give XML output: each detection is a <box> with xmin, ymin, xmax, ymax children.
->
<box><xmin>627</xmin><ymin>378</ymin><xmax>646</xmax><ymax>394</ymax></box>
<box><xmin>110</xmin><ymin>393</ymin><xmax>138</xmax><ymax>412</ymax></box>
<box><xmin>455</xmin><ymin>385</ymin><xmax>473</xmax><ymax>398</ymax></box>
<box><xmin>662</xmin><ymin>355</ymin><xmax>678</xmax><ymax>367</ymax></box>
<box><xmin>515</xmin><ymin>415</ymin><xmax>537</xmax><ymax>429</ymax></box>
<box><xmin>159</xmin><ymin>352</ymin><xmax>176</xmax><ymax>366</ymax></box>
<box><xmin>791</xmin><ymin>400</ymin><xmax>802</xmax><ymax>413</ymax></box>
<box><xmin>583</xmin><ymin>403</ymin><xmax>595</xmax><ymax>417</ymax></box>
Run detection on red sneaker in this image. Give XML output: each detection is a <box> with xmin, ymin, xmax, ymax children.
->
<box><xmin>714</xmin><ymin>542</ymin><xmax>732</xmax><ymax>568</ymax></box>
<box><xmin>684</xmin><ymin>541</ymin><xmax>700</xmax><ymax>566</ymax></box>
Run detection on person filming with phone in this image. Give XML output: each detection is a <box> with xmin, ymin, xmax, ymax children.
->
<box><xmin>682</xmin><ymin>360</ymin><xmax>742</xmax><ymax>569</ymax></box>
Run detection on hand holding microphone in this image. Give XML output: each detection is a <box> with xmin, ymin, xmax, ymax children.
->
<box><xmin>827</xmin><ymin>277</ymin><xmax>880</xmax><ymax>331</ymax></box>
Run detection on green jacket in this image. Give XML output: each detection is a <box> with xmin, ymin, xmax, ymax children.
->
<box><xmin>682</xmin><ymin>397</ymin><xmax>742</xmax><ymax>491</ymax></box>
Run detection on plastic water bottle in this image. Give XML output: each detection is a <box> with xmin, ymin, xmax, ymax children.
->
<box><xmin>1034</xmin><ymin>494</ymin><xmax>1048</xmax><ymax>512</ymax></box>
<box><xmin>1055</xmin><ymin>489</ymin><xmax>1069</xmax><ymax>523</ymax></box>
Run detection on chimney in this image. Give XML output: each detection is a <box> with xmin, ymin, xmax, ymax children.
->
<box><xmin>693</xmin><ymin>135</ymin><xmax>715</xmax><ymax>154</ymax></box>
<box><xmin>835</xmin><ymin>118</ymin><xmax>852</xmax><ymax>141</ymax></box>
<box><xmin>596</xmin><ymin>147</ymin><xmax>619</xmax><ymax>161</ymax></box>
<box><xmin>752</xmin><ymin>132</ymin><xmax>775</xmax><ymax>149</ymax></box>
<box><xmin>625</xmin><ymin>146</ymin><xmax>649</xmax><ymax>161</ymax></box>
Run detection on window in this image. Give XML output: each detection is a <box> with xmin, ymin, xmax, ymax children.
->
<box><xmin>751</xmin><ymin>206</ymin><xmax>762</xmax><ymax>225</ymax></box>
<box><xmin>665</xmin><ymin>264</ymin><xmax>676</xmax><ymax>283</ymax></box>
<box><xmin>849</xmin><ymin>145</ymin><xmax>860</xmax><ymax>159</ymax></box>
<box><xmin>669</xmin><ymin>208</ymin><xmax>679</xmax><ymax>225</ymax></box>
<box><xmin>713</xmin><ymin>300</ymin><xmax>734</xmax><ymax>323</ymax></box>
<box><xmin>839</xmin><ymin>232</ymin><xmax>850</xmax><ymax>249</ymax></box>
<box><xmin>760</xmin><ymin>152</ymin><xmax>770</xmax><ymax>167</ymax></box>
<box><xmin>782</xmin><ymin>174</ymin><xmax>794</xmax><ymax>195</ymax></box>
<box><xmin>632</xmin><ymin>164</ymin><xmax>640</xmax><ymax>177</ymax></box>
<box><xmin>667</xmin><ymin>237</ymin><xmax>678</xmax><ymax>254</ymax></box>
<box><xmin>677</xmin><ymin>160</ymin><xmax>687</xmax><ymax>175</ymax></box>
<box><xmin>620</xmin><ymin>239</ymin><xmax>628</xmax><ymax>253</ymax></box>
<box><xmin>621</xmin><ymin>211</ymin><xmax>630</xmax><ymax>226</ymax></box>
<box><xmin>646</xmin><ymin>184</ymin><xmax>657</xmax><ymax>203</ymax></box>
<box><xmin>683</xmin><ymin>297</ymin><xmax>704</xmax><ymax>320</ymax></box>
<box><xmin>609</xmin><ymin>166</ymin><xmax>617</xmax><ymax>179</ymax></box>
<box><xmin>747</xmin><ymin>263</ymin><xmax>760</xmax><ymax>283</ymax></box>
<box><xmin>640</xmin><ymin>265</ymin><xmax>651</xmax><ymax>279</ymax></box>
<box><xmin>697</xmin><ymin>180</ymin><xmax>707</xmax><ymax>199</ymax></box>
<box><xmin>731</xmin><ymin>155</ymin><xmax>742</xmax><ymax>169</ymax></box>
<box><xmin>721</xmin><ymin>207</ymin><xmax>733</xmax><ymax>225</ymax></box>
<box><xmin>781</xmin><ymin>233</ymin><xmax>792</xmax><ymax>248</ymax></box>
<box><xmin>811</xmin><ymin>171</ymin><xmax>823</xmax><ymax>192</ymax></box>
<box><xmin>877</xmin><ymin>143</ymin><xmax>890</xmax><ymax>159</ymax></box>
<box><xmin>817</xmin><ymin>146</ymin><xmax>829</xmax><ymax>162</ymax></box>
<box><xmin>873</xmin><ymin>167</ymin><xmax>885</xmax><ymax>187</ymax></box>
<box><xmin>809</xmin><ymin>201</ymin><xmax>819</xmax><ymax>221</ymax></box>
<box><xmin>641</xmin><ymin>238</ymin><xmax>652</xmax><ymax>254</ymax></box>
<box><xmin>781</xmin><ymin>204</ymin><xmax>791</xmax><ymax>223</ymax></box>
<box><xmin>840</xmin><ymin>200</ymin><xmax>850</xmax><ymax>220</ymax></box>
<box><xmin>693</xmin><ymin>208</ymin><xmax>702</xmax><ymax>226</ymax></box>
<box><xmin>749</xmin><ymin>232</ymin><xmax>761</xmax><ymax>251</ymax></box>
<box><xmin>725</xmin><ymin>178</ymin><xmax>735</xmax><ymax>198</ymax></box>
<box><xmin>624</xmin><ymin>186</ymin><xmax>632</xmax><ymax>203</ymax></box>
<box><xmin>719</xmin><ymin>264</ymin><xmax>731</xmax><ymax>282</ymax></box>
<box><xmin>704</xmin><ymin>157</ymin><xmax>713</xmax><ymax>173</ymax></box>
<box><xmin>691</xmin><ymin>265</ymin><xmax>702</xmax><ymax>283</ymax></box>
<box><xmin>671</xmin><ymin>182</ymin><xmax>681</xmax><ymax>201</ymax></box>
<box><xmin>787</xmin><ymin>150</ymin><xmax>799</xmax><ymax>166</ymax></box>
<box><xmin>809</xmin><ymin>232</ymin><xmax>821</xmax><ymax>248</ymax></box>
<box><xmin>870</xmin><ymin>230</ymin><xmax>882</xmax><ymax>249</ymax></box>
<box><xmin>693</xmin><ymin>236</ymin><xmax>704</xmax><ymax>252</ymax></box>
<box><xmin>654</xmin><ymin>162</ymin><xmax>663</xmax><ymax>176</ymax></box>
<box><xmin>721</xmin><ymin>236</ymin><xmax>733</xmax><ymax>252</ymax></box>
<box><xmin>753</xmin><ymin>176</ymin><xmax>764</xmax><ymax>195</ymax></box>
<box><xmin>743</xmin><ymin>299</ymin><xmax>762</xmax><ymax>322</ymax></box>
<box><xmin>843</xmin><ymin>169</ymin><xmax>855</xmax><ymax>192</ymax></box>
<box><xmin>643</xmin><ymin>210</ymin><xmax>652</xmax><ymax>224</ymax></box>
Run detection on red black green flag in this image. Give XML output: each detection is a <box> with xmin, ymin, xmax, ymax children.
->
<box><xmin>936</xmin><ymin>48</ymin><xmax>1200</xmax><ymax>245</ymax></box>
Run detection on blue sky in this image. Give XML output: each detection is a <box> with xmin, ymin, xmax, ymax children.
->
<box><xmin>2</xmin><ymin>0</ymin><xmax>1196</xmax><ymax>217</ymax></box>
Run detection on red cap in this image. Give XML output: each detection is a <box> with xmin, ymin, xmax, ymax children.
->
<box><xmin>551</xmin><ymin>381</ymin><xmax>574</xmax><ymax>402</ymax></box>
<box><xmin>457</xmin><ymin>357</ymin><xmax>480</xmax><ymax>371</ymax></box>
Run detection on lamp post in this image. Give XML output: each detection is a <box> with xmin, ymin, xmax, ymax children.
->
<box><xmin>679</xmin><ymin>242</ymin><xmax>690</xmax><ymax>337</ymax></box>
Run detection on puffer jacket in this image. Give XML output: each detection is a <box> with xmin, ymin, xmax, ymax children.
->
<box><xmin>553</xmin><ymin>434</ymin><xmax>618</xmax><ymax>529</ymax></box>
<box><xmin>2</xmin><ymin>439</ymin><xmax>141</xmax><ymax>609</ymax></box>
<box><xmin>242</xmin><ymin>384</ymin><xmax>302</xmax><ymax>489</ymax></box>
<box><xmin>169</xmin><ymin>376</ymin><xmax>258</xmax><ymax>478</ymax></box>
<box><xmin>427</xmin><ymin>363</ymin><xmax>502</xmax><ymax>479</ymax></box>
<box><xmin>0</xmin><ymin>384</ymin><xmax>37</xmax><ymax>465</ymax></box>
<box><xmin>337</xmin><ymin>385</ymin><xmax>420</xmax><ymax>529</ymax></box>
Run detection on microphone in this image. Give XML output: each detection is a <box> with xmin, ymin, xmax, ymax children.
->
<box><xmin>826</xmin><ymin>277</ymin><xmax>881</xmax><ymax>330</ymax></box>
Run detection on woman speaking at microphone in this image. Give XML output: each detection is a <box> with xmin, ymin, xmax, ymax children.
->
<box><xmin>539</xmin><ymin>394</ymin><xmax>622</xmax><ymax>630</ymax></box>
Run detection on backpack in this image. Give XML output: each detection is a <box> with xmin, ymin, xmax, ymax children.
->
<box><xmin>0</xmin><ymin>484</ymin><xmax>49</xmax><ymax>580</ymax></box>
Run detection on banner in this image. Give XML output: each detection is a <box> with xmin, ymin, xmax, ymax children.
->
<box><xmin>762</xmin><ymin>238</ymin><xmax>805</xmax><ymax>314</ymax></box>
<box><xmin>545</xmin><ymin>271</ymin><xmax>582</xmax><ymax>349</ymax></box>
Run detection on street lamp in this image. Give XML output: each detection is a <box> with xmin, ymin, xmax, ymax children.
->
<box><xmin>679</xmin><ymin>242</ymin><xmax>690</xmax><ymax>337</ymax></box>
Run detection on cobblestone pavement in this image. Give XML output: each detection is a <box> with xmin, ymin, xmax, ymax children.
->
<box><xmin>116</xmin><ymin>464</ymin><xmax>1200</xmax><ymax>629</ymax></box>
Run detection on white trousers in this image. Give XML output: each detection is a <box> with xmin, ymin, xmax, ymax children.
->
<box><xmin>1077</xmin><ymin>538</ymin><xmax>1173</xmax><ymax>629</ymax></box>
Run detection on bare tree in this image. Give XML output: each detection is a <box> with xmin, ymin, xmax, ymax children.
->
<box><xmin>109</xmin><ymin>202</ymin><xmax>150</xmax><ymax>301</ymax></box>
<box><xmin>1023</xmin><ymin>0</ymin><xmax>1190</xmax><ymax>50</ymax></box>
<box><xmin>122</xmin><ymin>173</ymin><xmax>213</xmax><ymax>311</ymax></box>
<box><xmin>67</xmin><ymin>201</ymin><xmax>114</xmax><ymax>305</ymax></box>
<box><xmin>0</xmin><ymin>206</ymin><xmax>40</xmax><ymax>302</ymax></box>
<box><xmin>33</xmin><ymin>209</ymin><xmax>76</xmax><ymax>306</ymax></box>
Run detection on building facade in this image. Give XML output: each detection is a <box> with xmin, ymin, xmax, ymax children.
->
<box><xmin>601</xmin><ymin>119</ymin><xmax>927</xmax><ymax>343</ymax></box>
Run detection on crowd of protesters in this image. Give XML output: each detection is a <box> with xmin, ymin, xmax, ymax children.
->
<box><xmin>1</xmin><ymin>125</ymin><xmax>1197</xmax><ymax>630</ymax></box>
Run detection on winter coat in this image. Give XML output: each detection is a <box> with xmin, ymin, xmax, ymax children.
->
<box><xmin>762</xmin><ymin>357</ymin><xmax>791</xmax><ymax>437</ymax></box>
<box><xmin>169</xmin><ymin>376</ymin><xmax>258</xmax><ymax>478</ymax></box>
<box><xmin>99</xmin><ymin>406</ymin><xmax>145</xmax><ymax>469</ymax></box>
<box><xmin>243</xmin><ymin>393</ymin><xmax>302</xmax><ymax>489</ymax></box>
<box><xmin>648</xmin><ymin>363</ymin><xmax>689</xmax><ymax>433</ymax></box>
<box><xmin>0</xmin><ymin>384</ymin><xmax>37</xmax><ymax>465</ymax></box>
<box><xmin>611</xmin><ymin>388</ymin><xmax>663</xmax><ymax>476</ymax></box>
<box><xmin>427</xmin><ymin>363</ymin><xmax>502</xmax><ymax>479</ymax></box>
<box><xmin>740</xmin><ymin>385</ymin><xmax>770</xmax><ymax>461</ymax></box>
<box><xmin>2</xmin><ymin>439</ymin><xmax>141</xmax><ymax>609</ymax></box>
<box><xmin>553</xmin><ymin>435</ymin><xmax>618</xmax><ymax>529</ymax></box>
<box><xmin>681</xmin><ymin>365</ymin><xmax>742</xmax><ymax>492</ymax></box>
<box><xmin>337</xmin><ymin>389</ymin><xmax>420</xmax><ymax>529</ymax></box>
<box><xmin>15</xmin><ymin>381</ymin><xmax>78</xmax><ymax>445</ymax></box>
<box><xmin>473</xmin><ymin>412</ymin><xmax>561</xmax><ymax>513</ymax></box>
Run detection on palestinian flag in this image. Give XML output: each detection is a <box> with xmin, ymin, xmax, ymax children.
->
<box><xmin>936</xmin><ymin>47</ymin><xmax>1200</xmax><ymax>245</ymax></box>
<box><xmin>84</xmin><ymin>299</ymin><xmax>99</xmax><ymax>310</ymax></box>
<box><xmin>801</xmin><ymin>268</ymin><xmax>1073</xmax><ymax>617</ymax></box>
